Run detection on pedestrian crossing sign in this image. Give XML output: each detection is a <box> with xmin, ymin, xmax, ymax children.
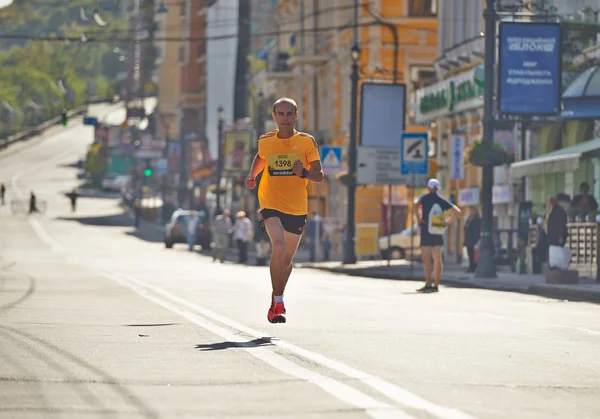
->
<box><xmin>319</xmin><ymin>146</ymin><xmax>343</xmax><ymax>174</ymax></box>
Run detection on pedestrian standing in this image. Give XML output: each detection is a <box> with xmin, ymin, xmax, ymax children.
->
<box><xmin>0</xmin><ymin>183</ymin><xmax>5</xmax><ymax>205</ymax></box>
<box><xmin>415</xmin><ymin>179</ymin><xmax>461</xmax><ymax>293</ymax></box>
<box><xmin>233</xmin><ymin>211</ymin><xmax>253</xmax><ymax>264</ymax></box>
<box><xmin>185</xmin><ymin>210</ymin><xmax>199</xmax><ymax>252</ymax></box>
<box><xmin>463</xmin><ymin>207</ymin><xmax>481</xmax><ymax>273</ymax></box>
<box><xmin>212</xmin><ymin>209</ymin><xmax>232</xmax><ymax>263</ymax></box>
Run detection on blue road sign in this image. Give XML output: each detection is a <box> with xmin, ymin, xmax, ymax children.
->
<box><xmin>83</xmin><ymin>116</ymin><xmax>98</xmax><ymax>126</ymax></box>
<box><xmin>319</xmin><ymin>146</ymin><xmax>343</xmax><ymax>174</ymax></box>
<box><xmin>400</xmin><ymin>132</ymin><xmax>429</xmax><ymax>176</ymax></box>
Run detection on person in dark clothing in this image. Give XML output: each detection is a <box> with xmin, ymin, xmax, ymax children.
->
<box><xmin>29</xmin><ymin>191</ymin><xmax>38</xmax><ymax>214</ymax></box>
<box><xmin>0</xmin><ymin>183</ymin><xmax>5</xmax><ymax>205</ymax></box>
<box><xmin>545</xmin><ymin>196</ymin><xmax>569</xmax><ymax>270</ymax></box>
<box><xmin>67</xmin><ymin>188</ymin><xmax>78</xmax><ymax>212</ymax></box>
<box><xmin>415</xmin><ymin>179</ymin><xmax>461</xmax><ymax>293</ymax></box>
<box><xmin>571</xmin><ymin>182</ymin><xmax>598</xmax><ymax>213</ymax></box>
<box><xmin>545</xmin><ymin>196</ymin><xmax>568</xmax><ymax>247</ymax></box>
<box><xmin>463</xmin><ymin>206</ymin><xmax>481</xmax><ymax>273</ymax></box>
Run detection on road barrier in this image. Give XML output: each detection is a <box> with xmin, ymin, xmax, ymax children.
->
<box><xmin>0</xmin><ymin>97</ymin><xmax>118</xmax><ymax>150</ymax></box>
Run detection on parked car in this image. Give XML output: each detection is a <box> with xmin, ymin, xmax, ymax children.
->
<box><xmin>164</xmin><ymin>209</ymin><xmax>212</xmax><ymax>249</ymax></box>
<box><xmin>378</xmin><ymin>225</ymin><xmax>421</xmax><ymax>260</ymax></box>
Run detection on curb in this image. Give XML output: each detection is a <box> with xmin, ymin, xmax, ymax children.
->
<box><xmin>527</xmin><ymin>284</ymin><xmax>600</xmax><ymax>303</ymax></box>
<box><xmin>306</xmin><ymin>266</ymin><xmax>600</xmax><ymax>304</ymax></box>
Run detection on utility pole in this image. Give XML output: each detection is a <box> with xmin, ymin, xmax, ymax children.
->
<box><xmin>475</xmin><ymin>0</ymin><xmax>497</xmax><ymax>278</ymax></box>
<box><xmin>343</xmin><ymin>0</ymin><xmax>360</xmax><ymax>265</ymax></box>
<box><xmin>234</xmin><ymin>1</ymin><xmax>251</xmax><ymax>120</ymax></box>
<box><xmin>215</xmin><ymin>106</ymin><xmax>225</xmax><ymax>215</ymax></box>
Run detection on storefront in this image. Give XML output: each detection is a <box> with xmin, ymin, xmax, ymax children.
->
<box><xmin>412</xmin><ymin>64</ymin><xmax>516</xmax><ymax>259</ymax></box>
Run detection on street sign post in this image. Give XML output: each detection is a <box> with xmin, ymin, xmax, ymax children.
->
<box><xmin>400</xmin><ymin>132</ymin><xmax>429</xmax><ymax>186</ymax></box>
<box><xmin>83</xmin><ymin>116</ymin><xmax>98</xmax><ymax>126</ymax></box>
<box><xmin>319</xmin><ymin>146</ymin><xmax>343</xmax><ymax>175</ymax></box>
<box><xmin>357</xmin><ymin>146</ymin><xmax>405</xmax><ymax>185</ymax></box>
<box><xmin>400</xmin><ymin>132</ymin><xmax>429</xmax><ymax>273</ymax></box>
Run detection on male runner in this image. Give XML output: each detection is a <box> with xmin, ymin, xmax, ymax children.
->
<box><xmin>415</xmin><ymin>179</ymin><xmax>461</xmax><ymax>293</ymax></box>
<box><xmin>245</xmin><ymin>97</ymin><xmax>324</xmax><ymax>323</ymax></box>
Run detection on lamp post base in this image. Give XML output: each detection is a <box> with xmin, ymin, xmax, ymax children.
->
<box><xmin>475</xmin><ymin>235</ymin><xmax>497</xmax><ymax>278</ymax></box>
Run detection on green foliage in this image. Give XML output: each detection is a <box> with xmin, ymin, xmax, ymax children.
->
<box><xmin>0</xmin><ymin>1</ymin><xmax>133</xmax><ymax>137</ymax></box>
<box><xmin>465</xmin><ymin>140</ymin><xmax>512</xmax><ymax>167</ymax></box>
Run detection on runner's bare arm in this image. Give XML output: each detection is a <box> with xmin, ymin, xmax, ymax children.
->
<box><xmin>307</xmin><ymin>160</ymin><xmax>324</xmax><ymax>182</ymax></box>
<box><xmin>416</xmin><ymin>200</ymin><xmax>424</xmax><ymax>224</ymax></box>
<box><xmin>245</xmin><ymin>153</ymin><xmax>266</xmax><ymax>189</ymax></box>
<box><xmin>446</xmin><ymin>204</ymin><xmax>461</xmax><ymax>222</ymax></box>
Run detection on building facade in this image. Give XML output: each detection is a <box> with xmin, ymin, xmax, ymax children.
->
<box><xmin>411</xmin><ymin>0</ymin><xmax>600</xmax><ymax>261</ymax></box>
<box><xmin>249</xmin><ymin>0</ymin><xmax>439</xmax><ymax>239</ymax></box>
<box><xmin>154</xmin><ymin>1</ymin><xmax>182</xmax><ymax>141</ymax></box>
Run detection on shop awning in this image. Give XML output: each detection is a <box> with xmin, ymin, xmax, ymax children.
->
<box><xmin>510</xmin><ymin>137</ymin><xmax>600</xmax><ymax>179</ymax></box>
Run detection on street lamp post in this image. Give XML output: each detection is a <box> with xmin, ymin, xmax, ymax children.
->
<box><xmin>178</xmin><ymin>114</ymin><xmax>187</xmax><ymax>209</ymax></box>
<box><xmin>475</xmin><ymin>0</ymin><xmax>498</xmax><ymax>278</ymax></box>
<box><xmin>343</xmin><ymin>44</ymin><xmax>361</xmax><ymax>265</ymax></box>
<box><xmin>215</xmin><ymin>106</ymin><xmax>225</xmax><ymax>215</ymax></box>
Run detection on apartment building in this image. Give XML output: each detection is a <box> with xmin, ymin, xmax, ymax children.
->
<box><xmin>178</xmin><ymin>0</ymin><xmax>209</xmax><ymax>138</ymax></box>
<box><xmin>154</xmin><ymin>1</ymin><xmax>182</xmax><ymax>141</ymax></box>
<box><xmin>411</xmin><ymin>0</ymin><xmax>600</xmax><ymax>258</ymax></box>
<box><xmin>249</xmin><ymin>0</ymin><xmax>439</xmax><ymax>237</ymax></box>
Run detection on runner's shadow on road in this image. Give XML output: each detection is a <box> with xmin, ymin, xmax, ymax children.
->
<box><xmin>195</xmin><ymin>337</ymin><xmax>273</xmax><ymax>351</ymax></box>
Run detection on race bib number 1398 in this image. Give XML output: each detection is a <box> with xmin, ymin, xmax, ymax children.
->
<box><xmin>267</xmin><ymin>153</ymin><xmax>299</xmax><ymax>176</ymax></box>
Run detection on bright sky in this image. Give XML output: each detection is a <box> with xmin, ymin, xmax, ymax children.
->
<box><xmin>0</xmin><ymin>0</ymin><xmax>12</xmax><ymax>8</ymax></box>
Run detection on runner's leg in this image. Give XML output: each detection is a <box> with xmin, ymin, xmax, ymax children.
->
<box><xmin>421</xmin><ymin>246</ymin><xmax>433</xmax><ymax>285</ymax></box>
<box><xmin>264</xmin><ymin>217</ymin><xmax>287</xmax><ymax>297</ymax></box>
<box><xmin>431</xmin><ymin>246</ymin><xmax>443</xmax><ymax>286</ymax></box>
<box><xmin>282</xmin><ymin>230</ymin><xmax>303</xmax><ymax>291</ymax></box>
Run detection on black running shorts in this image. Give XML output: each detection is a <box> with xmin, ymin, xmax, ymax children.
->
<box><xmin>260</xmin><ymin>209</ymin><xmax>307</xmax><ymax>235</ymax></box>
<box><xmin>420</xmin><ymin>232</ymin><xmax>444</xmax><ymax>247</ymax></box>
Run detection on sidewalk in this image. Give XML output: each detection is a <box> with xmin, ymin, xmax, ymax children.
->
<box><xmin>119</xmin><ymin>202</ymin><xmax>600</xmax><ymax>303</ymax></box>
<box><xmin>297</xmin><ymin>259</ymin><xmax>600</xmax><ymax>304</ymax></box>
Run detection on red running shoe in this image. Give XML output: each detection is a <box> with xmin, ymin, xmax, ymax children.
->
<box><xmin>267</xmin><ymin>301</ymin><xmax>286</xmax><ymax>324</ymax></box>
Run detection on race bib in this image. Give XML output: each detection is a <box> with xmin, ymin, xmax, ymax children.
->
<box><xmin>267</xmin><ymin>153</ymin><xmax>299</xmax><ymax>176</ymax></box>
<box><xmin>428</xmin><ymin>203</ymin><xmax>447</xmax><ymax>235</ymax></box>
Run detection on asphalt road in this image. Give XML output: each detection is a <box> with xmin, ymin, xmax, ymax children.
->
<box><xmin>1</xmin><ymin>104</ymin><xmax>599</xmax><ymax>419</ymax></box>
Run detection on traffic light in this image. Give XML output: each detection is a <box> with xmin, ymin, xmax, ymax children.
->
<box><xmin>60</xmin><ymin>108</ymin><xmax>68</xmax><ymax>126</ymax></box>
<box><xmin>143</xmin><ymin>167</ymin><xmax>153</xmax><ymax>177</ymax></box>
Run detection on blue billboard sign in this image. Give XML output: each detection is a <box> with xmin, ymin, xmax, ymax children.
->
<box><xmin>498</xmin><ymin>22</ymin><xmax>561</xmax><ymax>116</ymax></box>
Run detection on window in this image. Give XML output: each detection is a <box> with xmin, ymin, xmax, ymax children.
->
<box><xmin>409</xmin><ymin>0</ymin><xmax>437</xmax><ymax>17</ymax></box>
<box><xmin>179</xmin><ymin>45</ymin><xmax>186</xmax><ymax>63</ymax></box>
<box><xmin>197</xmin><ymin>42</ymin><xmax>206</xmax><ymax>59</ymax></box>
<box><xmin>179</xmin><ymin>0</ymin><xmax>187</xmax><ymax>17</ymax></box>
<box><xmin>410</xmin><ymin>65</ymin><xmax>436</xmax><ymax>91</ymax></box>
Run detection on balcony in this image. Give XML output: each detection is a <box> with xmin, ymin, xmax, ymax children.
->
<box><xmin>287</xmin><ymin>36</ymin><xmax>334</xmax><ymax>67</ymax></box>
<box><xmin>265</xmin><ymin>51</ymin><xmax>295</xmax><ymax>81</ymax></box>
<box><xmin>434</xmin><ymin>36</ymin><xmax>484</xmax><ymax>79</ymax></box>
<box><xmin>288</xmin><ymin>54</ymin><xmax>330</xmax><ymax>67</ymax></box>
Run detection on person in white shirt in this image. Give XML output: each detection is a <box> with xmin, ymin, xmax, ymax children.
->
<box><xmin>185</xmin><ymin>210</ymin><xmax>199</xmax><ymax>251</ymax></box>
<box><xmin>233</xmin><ymin>211</ymin><xmax>253</xmax><ymax>264</ymax></box>
<box><xmin>212</xmin><ymin>209</ymin><xmax>232</xmax><ymax>263</ymax></box>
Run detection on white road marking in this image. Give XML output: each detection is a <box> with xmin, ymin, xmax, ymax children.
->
<box><xmin>23</xmin><ymin>203</ymin><xmax>413</xmax><ymax>419</ymax></box>
<box><xmin>23</xmin><ymin>208</ymin><xmax>477</xmax><ymax>419</ymax></box>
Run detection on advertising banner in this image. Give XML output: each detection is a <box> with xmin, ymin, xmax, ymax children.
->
<box><xmin>359</xmin><ymin>83</ymin><xmax>406</xmax><ymax>147</ymax></box>
<box><xmin>498</xmin><ymin>22</ymin><xmax>561</xmax><ymax>115</ymax></box>
<box><xmin>223</xmin><ymin>130</ymin><xmax>253</xmax><ymax>172</ymax></box>
<box><xmin>355</xmin><ymin>223</ymin><xmax>379</xmax><ymax>257</ymax></box>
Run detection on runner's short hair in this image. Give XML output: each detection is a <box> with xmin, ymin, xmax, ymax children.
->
<box><xmin>272</xmin><ymin>97</ymin><xmax>298</xmax><ymax>114</ymax></box>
